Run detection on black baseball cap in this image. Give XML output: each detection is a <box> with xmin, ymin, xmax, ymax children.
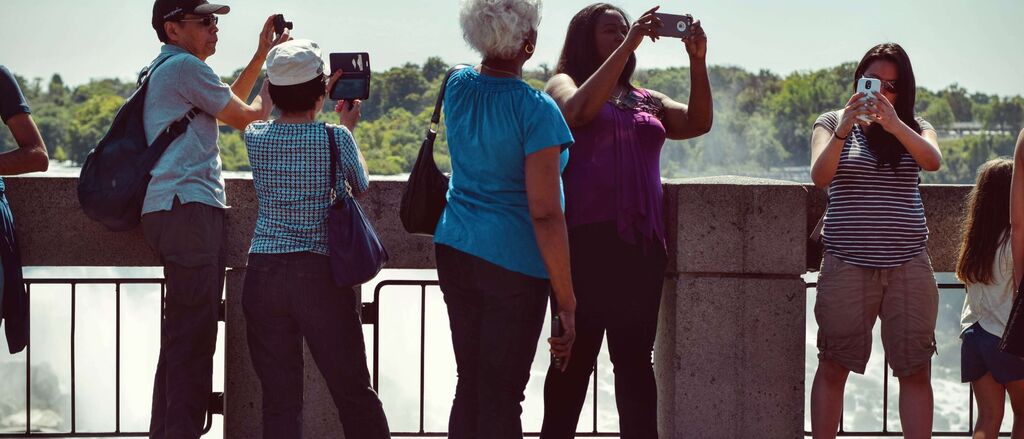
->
<box><xmin>152</xmin><ymin>0</ymin><xmax>230</xmax><ymax>39</ymax></box>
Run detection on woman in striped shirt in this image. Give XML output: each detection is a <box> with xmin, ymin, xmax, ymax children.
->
<box><xmin>808</xmin><ymin>43</ymin><xmax>942</xmax><ymax>439</ymax></box>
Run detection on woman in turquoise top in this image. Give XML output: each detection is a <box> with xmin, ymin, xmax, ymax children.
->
<box><xmin>434</xmin><ymin>0</ymin><xmax>576</xmax><ymax>437</ymax></box>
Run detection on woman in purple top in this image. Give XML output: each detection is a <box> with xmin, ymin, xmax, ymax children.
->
<box><xmin>540</xmin><ymin>4</ymin><xmax>712</xmax><ymax>438</ymax></box>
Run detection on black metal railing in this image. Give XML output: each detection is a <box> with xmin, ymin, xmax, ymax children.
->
<box><xmin>3</xmin><ymin>276</ymin><xmax>614</xmax><ymax>438</ymax></box>
<box><xmin>0</xmin><ymin>278</ymin><xmax>219</xmax><ymax>438</ymax></box>
<box><xmin>368</xmin><ymin>279</ymin><xmax>619</xmax><ymax>437</ymax></box>
<box><xmin>8</xmin><ymin>275</ymin><xmax>1008</xmax><ymax>438</ymax></box>
<box><xmin>803</xmin><ymin>281</ymin><xmax>1008</xmax><ymax>437</ymax></box>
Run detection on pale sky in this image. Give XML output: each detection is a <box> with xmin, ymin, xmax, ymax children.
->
<box><xmin>1</xmin><ymin>0</ymin><xmax>1022</xmax><ymax>97</ymax></box>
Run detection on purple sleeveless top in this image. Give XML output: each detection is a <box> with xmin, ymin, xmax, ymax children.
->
<box><xmin>563</xmin><ymin>88</ymin><xmax>667</xmax><ymax>249</ymax></box>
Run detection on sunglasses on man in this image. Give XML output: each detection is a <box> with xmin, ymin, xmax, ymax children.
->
<box><xmin>174</xmin><ymin>15</ymin><xmax>219</xmax><ymax>27</ymax></box>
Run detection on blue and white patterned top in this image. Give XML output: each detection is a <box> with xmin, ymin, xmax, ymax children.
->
<box><xmin>244</xmin><ymin>121</ymin><xmax>368</xmax><ymax>255</ymax></box>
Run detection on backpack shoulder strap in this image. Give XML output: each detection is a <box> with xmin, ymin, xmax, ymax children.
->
<box><xmin>137</xmin><ymin>53</ymin><xmax>182</xmax><ymax>87</ymax></box>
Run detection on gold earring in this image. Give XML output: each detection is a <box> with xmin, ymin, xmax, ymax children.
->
<box><xmin>525</xmin><ymin>42</ymin><xmax>535</xmax><ymax>54</ymax></box>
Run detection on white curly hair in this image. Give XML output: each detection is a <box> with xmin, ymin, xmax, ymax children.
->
<box><xmin>459</xmin><ymin>0</ymin><xmax>542</xmax><ymax>59</ymax></box>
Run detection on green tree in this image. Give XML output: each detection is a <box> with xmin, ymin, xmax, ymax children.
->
<box><xmin>32</xmin><ymin>104</ymin><xmax>71</xmax><ymax>157</ymax></box>
<box><xmin>47</xmin><ymin>74</ymin><xmax>70</xmax><ymax>106</ymax></box>
<box><xmin>67</xmin><ymin>94</ymin><xmax>124</xmax><ymax>162</ymax></box>
<box><xmin>219</xmin><ymin>131</ymin><xmax>250</xmax><ymax>171</ymax></box>
<box><xmin>765</xmin><ymin>64</ymin><xmax>852</xmax><ymax>166</ymax></box>
<box><xmin>921</xmin><ymin>98</ymin><xmax>954</xmax><ymax>129</ymax></box>
<box><xmin>422</xmin><ymin>57</ymin><xmax>448</xmax><ymax>82</ymax></box>
<box><xmin>362</xmin><ymin>63</ymin><xmax>429</xmax><ymax>121</ymax></box>
<box><xmin>941</xmin><ymin>84</ymin><xmax>973</xmax><ymax>122</ymax></box>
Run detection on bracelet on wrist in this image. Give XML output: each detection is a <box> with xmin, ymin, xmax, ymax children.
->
<box><xmin>833</xmin><ymin>130</ymin><xmax>849</xmax><ymax>141</ymax></box>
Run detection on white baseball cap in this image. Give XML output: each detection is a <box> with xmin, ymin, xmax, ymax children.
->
<box><xmin>266</xmin><ymin>39</ymin><xmax>325</xmax><ymax>86</ymax></box>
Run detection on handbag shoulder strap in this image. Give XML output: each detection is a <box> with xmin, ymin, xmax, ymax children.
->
<box><xmin>427</xmin><ymin>64</ymin><xmax>473</xmax><ymax>135</ymax></box>
<box><xmin>325</xmin><ymin>123</ymin><xmax>340</xmax><ymax>194</ymax></box>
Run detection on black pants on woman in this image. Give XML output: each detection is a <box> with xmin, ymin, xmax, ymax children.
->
<box><xmin>242</xmin><ymin>252</ymin><xmax>391</xmax><ymax>439</ymax></box>
<box><xmin>436</xmin><ymin>244</ymin><xmax>549</xmax><ymax>439</ymax></box>
<box><xmin>540</xmin><ymin>222</ymin><xmax>666</xmax><ymax>439</ymax></box>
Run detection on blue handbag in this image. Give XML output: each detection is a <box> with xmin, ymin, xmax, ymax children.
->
<box><xmin>325</xmin><ymin>124</ymin><xmax>388</xmax><ymax>287</ymax></box>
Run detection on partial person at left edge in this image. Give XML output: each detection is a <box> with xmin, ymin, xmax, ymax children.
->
<box><xmin>143</xmin><ymin>0</ymin><xmax>288</xmax><ymax>438</ymax></box>
<box><xmin>0</xmin><ymin>64</ymin><xmax>49</xmax><ymax>355</ymax></box>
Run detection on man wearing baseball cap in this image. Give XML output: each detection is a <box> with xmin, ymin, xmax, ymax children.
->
<box><xmin>144</xmin><ymin>1</ymin><xmax>289</xmax><ymax>437</ymax></box>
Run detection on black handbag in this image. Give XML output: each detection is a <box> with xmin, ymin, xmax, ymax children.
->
<box><xmin>399</xmin><ymin>64</ymin><xmax>471</xmax><ymax>235</ymax></box>
<box><xmin>325</xmin><ymin>124</ymin><xmax>388</xmax><ymax>287</ymax></box>
<box><xmin>1001</xmin><ymin>282</ymin><xmax>1024</xmax><ymax>356</ymax></box>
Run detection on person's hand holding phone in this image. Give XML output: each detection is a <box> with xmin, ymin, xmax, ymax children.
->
<box><xmin>623</xmin><ymin>6</ymin><xmax>663</xmax><ymax>52</ymax></box>
<box><xmin>682</xmin><ymin>18</ymin><xmax>707</xmax><ymax>59</ymax></box>
<box><xmin>548</xmin><ymin>307</ymin><xmax>576</xmax><ymax>373</ymax></box>
<box><xmin>256</xmin><ymin>14</ymin><xmax>292</xmax><ymax>61</ymax></box>
<box><xmin>868</xmin><ymin>93</ymin><xmax>902</xmax><ymax>133</ymax></box>
<box><xmin>328</xmin><ymin>70</ymin><xmax>361</xmax><ymax>131</ymax></box>
<box><xmin>836</xmin><ymin>92</ymin><xmax>873</xmax><ymax>138</ymax></box>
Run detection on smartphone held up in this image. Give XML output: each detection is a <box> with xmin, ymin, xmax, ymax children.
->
<box><xmin>330</xmin><ymin>52</ymin><xmax>372</xmax><ymax>109</ymax></box>
<box><xmin>856</xmin><ymin>77</ymin><xmax>881</xmax><ymax>123</ymax></box>
<box><xmin>654</xmin><ymin>12</ymin><xmax>694</xmax><ymax>38</ymax></box>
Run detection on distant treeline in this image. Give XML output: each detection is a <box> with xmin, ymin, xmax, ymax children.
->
<box><xmin>3</xmin><ymin>56</ymin><xmax>1021</xmax><ymax>184</ymax></box>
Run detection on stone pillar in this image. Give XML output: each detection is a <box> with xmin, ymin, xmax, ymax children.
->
<box><xmin>656</xmin><ymin>177</ymin><xmax>808</xmax><ymax>438</ymax></box>
<box><xmin>224</xmin><ymin>268</ymin><xmax>354</xmax><ymax>438</ymax></box>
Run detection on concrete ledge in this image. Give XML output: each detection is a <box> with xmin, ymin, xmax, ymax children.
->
<box><xmin>671</xmin><ymin>176</ymin><xmax>808</xmax><ymax>276</ymax></box>
<box><xmin>3</xmin><ymin>177</ymin><xmax>436</xmax><ymax>269</ymax></box>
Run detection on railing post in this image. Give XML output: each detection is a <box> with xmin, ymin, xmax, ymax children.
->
<box><xmin>656</xmin><ymin>177</ymin><xmax>808</xmax><ymax>438</ymax></box>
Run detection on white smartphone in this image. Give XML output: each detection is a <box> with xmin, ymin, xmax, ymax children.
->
<box><xmin>856</xmin><ymin>78</ymin><xmax>881</xmax><ymax>123</ymax></box>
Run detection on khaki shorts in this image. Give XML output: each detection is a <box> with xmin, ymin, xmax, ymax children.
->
<box><xmin>814</xmin><ymin>251</ymin><xmax>939</xmax><ymax>377</ymax></box>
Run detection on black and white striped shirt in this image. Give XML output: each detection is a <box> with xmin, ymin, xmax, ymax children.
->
<box><xmin>815</xmin><ymin>111</ymin><xmax>934</xmax><ymax>269</ymax></box>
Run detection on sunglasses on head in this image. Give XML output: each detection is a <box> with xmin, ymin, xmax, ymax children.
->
<box><xmin>864</xmin><ymin>74</ymin><xmax>898</xmax><ymax>93</ymax></box>
<box><xmin>174</xmin><ymin>15</ymin><xmax>218</xmax><ymax>27</ymax></box>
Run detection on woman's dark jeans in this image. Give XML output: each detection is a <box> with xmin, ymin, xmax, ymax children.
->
<box><xmin>242</xmin><ymin>252</ymin><xmax>390</xmax><ymax>439</ymax></box>
<box><xmin>436</xmin><ymin>244</ymin><xmax>550</xmax><ymax>439</ymax></box>
<box><xmin>540</xmin><ymin>222</ymin><xmax>667</xmax><ymax>439</ymax></box>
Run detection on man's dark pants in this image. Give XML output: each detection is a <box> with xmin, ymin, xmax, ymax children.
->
<box><xmin>143</xmin><ymin>199</ymin><xmax>224</xmax><ymax>439</ymax></box>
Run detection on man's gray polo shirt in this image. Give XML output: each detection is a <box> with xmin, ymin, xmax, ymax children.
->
<box><xmin>142</xmin><ymin>44</ymin><xmax>233</xmax><ymax>214</ymax></box>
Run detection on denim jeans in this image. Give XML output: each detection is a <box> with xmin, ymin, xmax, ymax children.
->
<box><xmin>541</xmin><ymin>222</ymin><xmax>666</xmax><ymax>439</ymax></box>
<box><xmin>436</xmin><ymin>244</ymin><xmax>550</xmax><ymax>439</ymax></box>
<box><xmin>242</xmin><ymin>252</ymin><xmax>390</xmax><ymax>439</ymax></box>
<box><xmin>142</xmin><ymin>199</ymin><xmax>225</xmax><ymax>439</ymax></box>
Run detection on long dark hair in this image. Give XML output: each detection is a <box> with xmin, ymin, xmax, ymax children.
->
<box><xmin>955</xmin><ymin>158</ymin><xmax>1013</xmax><ymax>285</ymax></box>
<box><xmin>555</xmin><ymin>3</ymin><xmax>636</xmax><ymax>88</ymax></box>
<box><xmin>853</xmin><ymin>43</ymin><xmax>922</xmax><ymax>169</ymax></box>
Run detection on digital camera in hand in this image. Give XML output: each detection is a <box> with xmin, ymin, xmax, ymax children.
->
<box><xmin>273</xmin><ymin>14</ymin><xmax>293</xmax><ymax>36</ymax></box>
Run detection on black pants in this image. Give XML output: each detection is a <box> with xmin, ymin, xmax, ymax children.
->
<box><xmin>436</xmin><ymin>244</ymin><xmax>549</xmax><ymax>439</ymax></box>
<box><xmin>142</xmin><ymin>199</ymin><xmax>225</xmax><ymax>439</ymax></box>
<box><xmin>540</xmin><ymin>222</ymin><xmax>666</xmax><ymax>439</ymax></box>
<box><xmin>242</xmin><ymin>252</ymin><xmax>390</xmax><ymax>439</ymax></box>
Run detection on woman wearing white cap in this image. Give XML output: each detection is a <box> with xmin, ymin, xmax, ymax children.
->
<box><xmin>240</xmin><ymin>39</ymin><xmax>390</xmax><ymax>438</ymax></box>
